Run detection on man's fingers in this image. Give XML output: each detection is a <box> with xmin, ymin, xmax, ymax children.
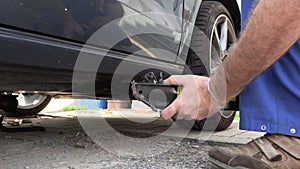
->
<box><xmin>163</xmin><ymin>76</ymin><xmax>179</xmax><ymax>85</ymax></box>
<box><xmin>160</xmin><ymin>96</ymin><xmax>182</xmax><ymax>120</ymax></box>
<box><xmin>173</xmin><ymin>113</ymin><xmax>179</xmax><ymax>119</ymax></box>
<box><xmin>163</xmin><ymin>75</ymin><xmax>192</xmax><ymax>86</ymax></box>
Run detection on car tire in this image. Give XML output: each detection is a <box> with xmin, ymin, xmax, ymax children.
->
<box><xmin>174</xmin><ymin>1</ymin><xmax>238</xmax><ymax>131</ymax></box>
<box><xmin>6</xmin><ymin>94</ymin><xmax>52</xmax><ymax>117</ymax></box>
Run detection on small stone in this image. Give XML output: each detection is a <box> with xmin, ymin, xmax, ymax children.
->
<box><xmin>191</xmin><ymin>145</ymin><xmax>200</xmax><ymax>148</ymax></box>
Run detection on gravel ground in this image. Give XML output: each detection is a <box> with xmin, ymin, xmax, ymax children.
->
<box><xmin>0</xmin><ymin>114</ymin><xmax>228</xmax><ymax>169</ymax></box>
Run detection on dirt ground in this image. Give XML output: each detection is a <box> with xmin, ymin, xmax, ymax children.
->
<box><xmin>0</xmin><ymin>111</ymin><xmax>227</xmax><ymax>169</ymax></box>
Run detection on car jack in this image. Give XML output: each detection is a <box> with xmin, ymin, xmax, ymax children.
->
<box><xmin>131</xmin><ymin>72</ymin><xmax>180</xmax><ymax>112</ymax></box>
<box><xmin>131</xmin><ymin>72</ymin><xmax>239</xmax><ymax>112</ymax></box>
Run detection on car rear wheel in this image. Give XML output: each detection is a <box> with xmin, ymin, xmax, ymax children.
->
<box><xmin>6</xmin><ymin>94</ymin><xmax>52</xmax><ymax>117</ymax></box>
<box><xmin>175</xmin><ymin>1</ymin><xmax>238</xmax><ymax>131</ymax></box>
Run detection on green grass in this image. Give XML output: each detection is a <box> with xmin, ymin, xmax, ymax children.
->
<box><xmin>61</xmin><ymin>105</ymin><xmax>89</xmax><ymax>111</ymax></box>
<box><xmin>234</xmin><ymin>111</ymin><xmax>240</xmax><ymax>121</ymax></box>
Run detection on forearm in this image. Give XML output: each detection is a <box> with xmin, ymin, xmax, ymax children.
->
<box><xmin>212</xmin><ymin>0</ymin><xmax>300</xmax><ymax>102</ymax></box>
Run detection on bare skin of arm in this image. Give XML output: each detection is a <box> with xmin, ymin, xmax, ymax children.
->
<box><xmin>161</xmin><ymin>0</ymin><xmax>300</xmax><ymax>120</ymax></box>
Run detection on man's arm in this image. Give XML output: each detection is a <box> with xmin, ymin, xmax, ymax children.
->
<box><xmin>220</xmin><ymin>0</ymin><xmax>300</xmax><ymax>101</ymax></box>
<box><xmin>161</xmin><ymin>0</ymin><xmax>300</xmax><ymax>120</ymax></box>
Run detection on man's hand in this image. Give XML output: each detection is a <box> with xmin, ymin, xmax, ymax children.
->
<box><xmin>160</xmin><ymin>75</ymin><xmax>222</xmax><ymax>121</ymax></box>
<box><xmin>161</xmin><ymin>0</ymin><xmax>300</xmax><ymax>121</ymax></box>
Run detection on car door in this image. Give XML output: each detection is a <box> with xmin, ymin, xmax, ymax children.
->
<box><xmin>0</xmin><ymin>0</ymin><xmax>183</xmax><ymax>64</ymax></box>
<box><xmin>0</xmin><ymin>0</ymin><xmax>184</xmax><ymax>96</ymax></box>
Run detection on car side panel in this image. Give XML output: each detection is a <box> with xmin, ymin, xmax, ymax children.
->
<box><xmin>0</xmin><ymin>0</ymin><xmax>185</xmax><ymax>96</ymax></box>
<box><xmin>0</xmin><ymin>0</ymin><xmax>183</xmax><ymax>62</ymax></box>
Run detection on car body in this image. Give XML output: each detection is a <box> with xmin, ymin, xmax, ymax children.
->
<box><xmin>0</xmin><ymin>0</ymin><xmax>241</xmax><ymax>130</ymax></box>
<box><xmin>0</xmin><ymin>0</ymin><xmax>240</xmax><ymax>97</ymax></box>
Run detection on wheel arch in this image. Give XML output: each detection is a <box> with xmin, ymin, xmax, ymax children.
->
<box><xmin>204</xmin><ymin>0</ymin><xmax>241</xmax><ymax>34</ymax></box>
<box><xmin>177</xmin><ymin>0</ymin><xmax>241</xmax><ymax>65</ymax></box>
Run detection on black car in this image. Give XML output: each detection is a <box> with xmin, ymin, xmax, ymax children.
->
<box><xmin>0</xmin><ymin>0</ymin><xmax>241</xmax><ymax>131</ymax></box>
